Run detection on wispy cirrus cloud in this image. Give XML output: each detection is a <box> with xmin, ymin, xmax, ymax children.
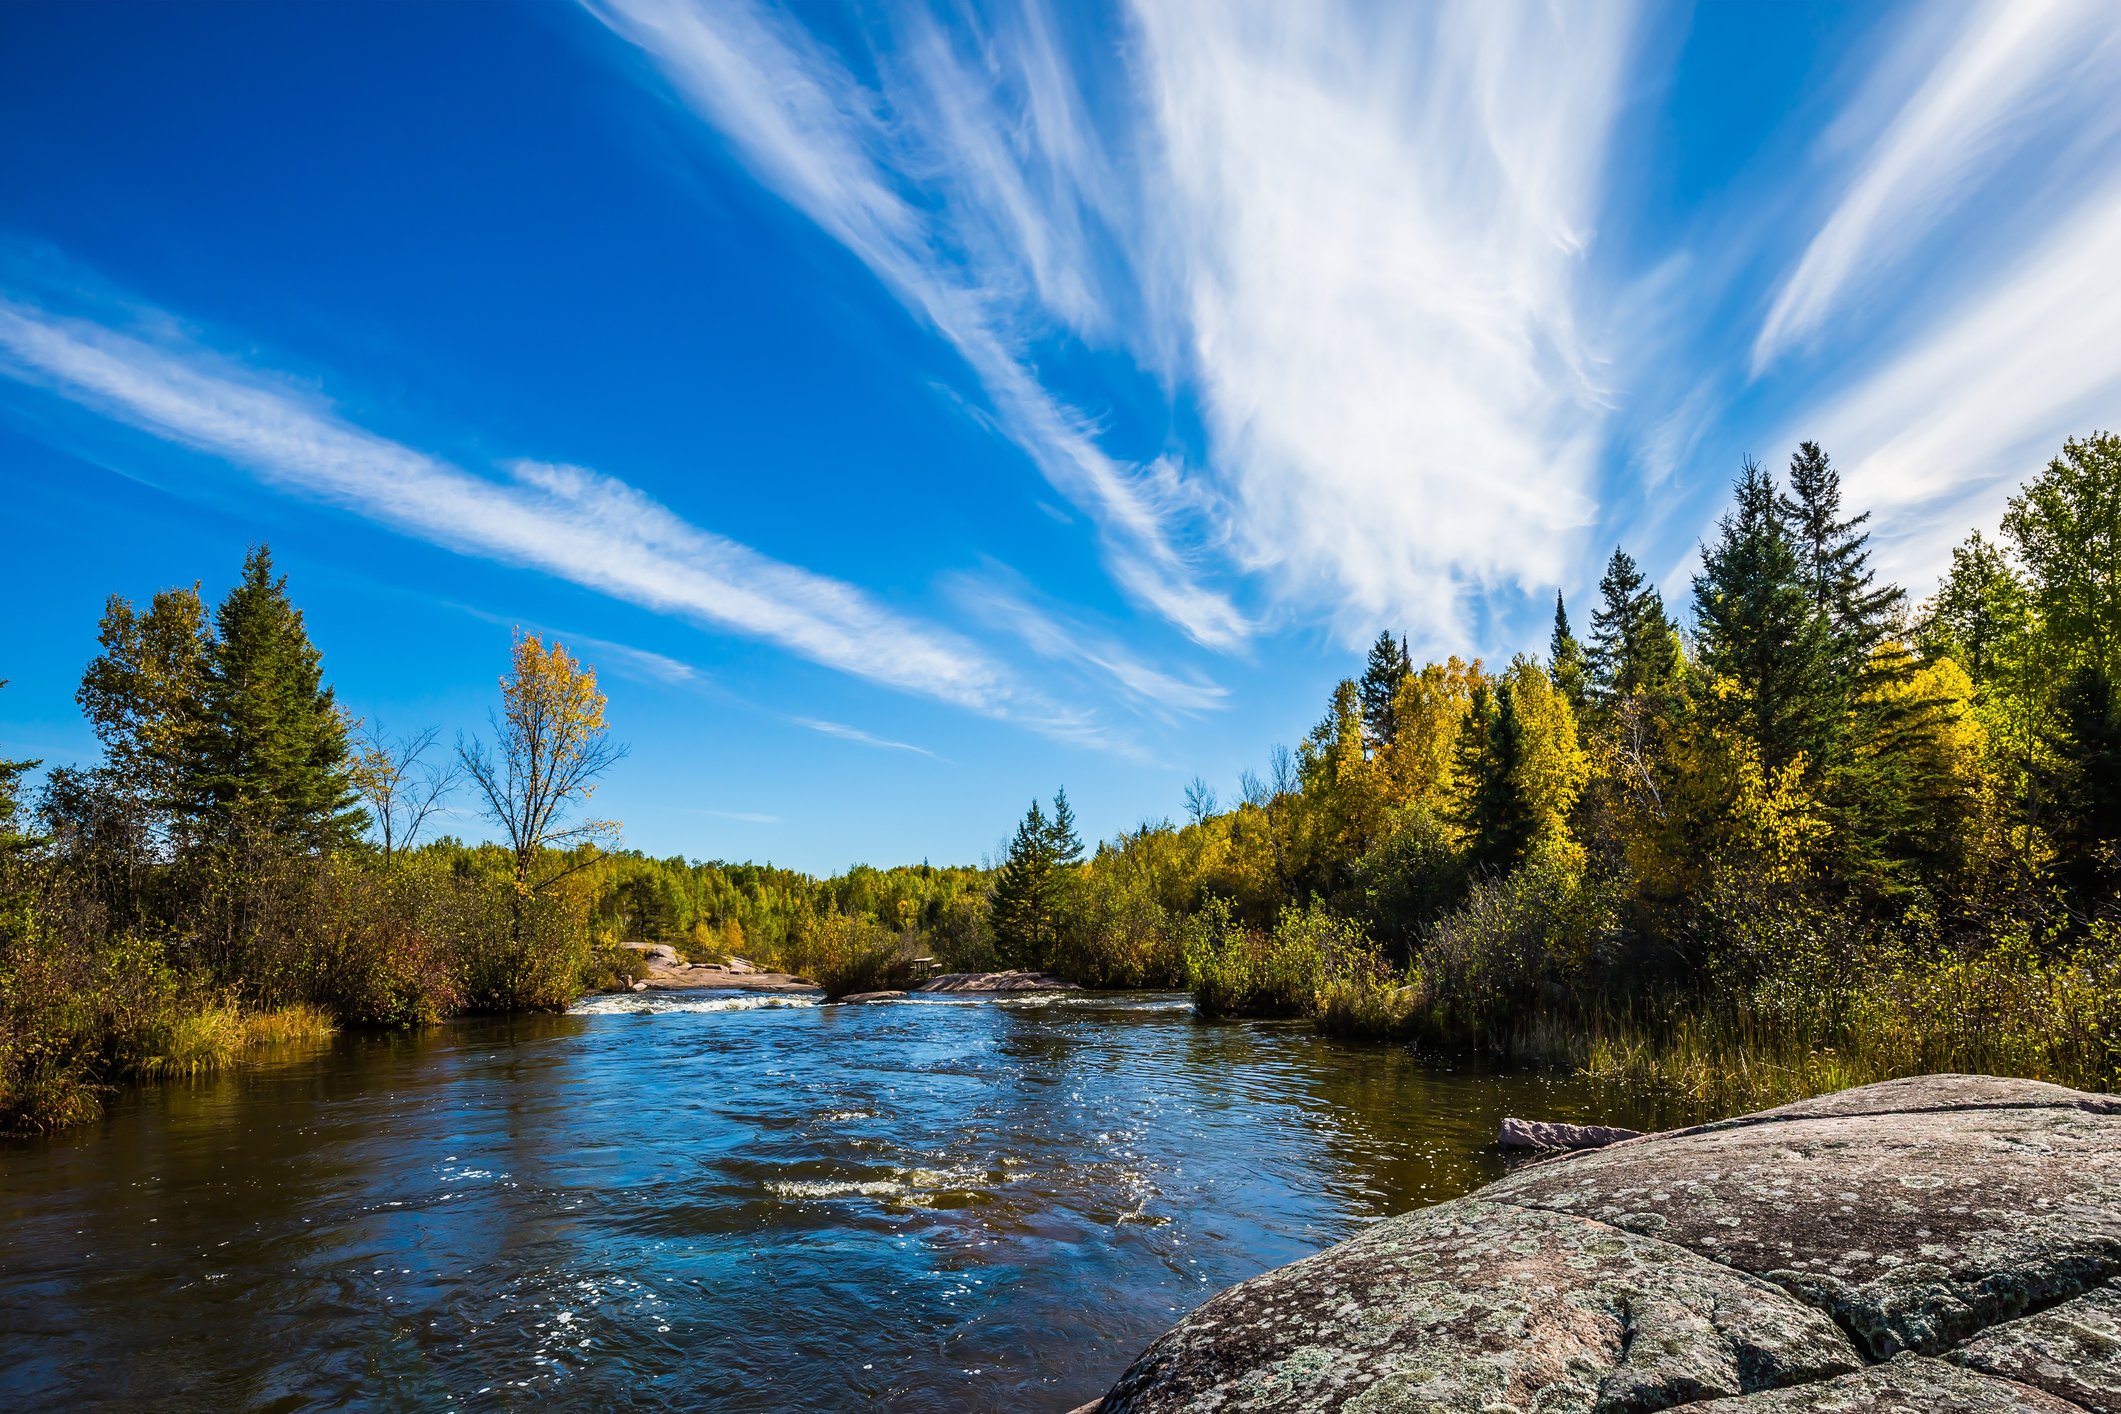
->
<box><xmin>792</xmin><ymin>717</ymin><xmax>936</xmax><ymax>756</ymax></box>
<box><xmin>0</xmin><ymin>294</ymin><xmax>1010</xmax><ymax>709</ymax></box>
<box><xmin>585</xmin><ymin>0</ymin><xmax>1640</xmax><ymax>655</ymax></box>
<box><xmin>948</xmin><ymin>567</ymin><xmax>1228</xmax><ymax>722</ymax></box>
<box><xmin>1754</xmin><ymin>0</ymin><xmax>2121</xmax><ymax>373</ymax></box>
<box><xmin>1793</xmin><ymin>179</ymin><xmax>2121</xmax><ymax>589</ymax></box>
<box><xmin>1128</xmin><ymin>0</ymin><xmax>1633</xmax><ymax>648</ymax></box>
<box><xmin>585</xmin><ymin>0</ymin><xmax>1248</xmax><ymax>649</ymax></box>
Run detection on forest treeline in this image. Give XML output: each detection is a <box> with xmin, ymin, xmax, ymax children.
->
<box><xmin>4</xmin><ymin>432</ymin><xmax>2116</xmax><ymax>1132</ymax></box>
<box><xmin>954</xmin><ymin>433</ymin><xmax>2120</xmax><ymax>1108</ymax></box>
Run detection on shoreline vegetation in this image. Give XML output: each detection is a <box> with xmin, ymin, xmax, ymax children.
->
<box><xmin>4</xmin><ymin>434</ymin><xmax>2117</xmax><ymax>1135</ymax></box>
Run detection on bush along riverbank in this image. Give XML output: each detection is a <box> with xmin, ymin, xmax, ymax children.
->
<box><xmin>0</xmin><ymin>548</ymin><xmax>644</xmax><ymax>1134</ymax></box>
<box><xmin>7</xmin><ymin>434</ymin><xmax>2118</xmax><ymax>1132</ymax></box>
<box><xmin>981</xmin><ymin>436</ymin><xmax>2121</xmax><ymax>1118</ymax></box>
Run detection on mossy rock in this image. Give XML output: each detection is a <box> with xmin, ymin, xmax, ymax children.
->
<box><xmin>1089</xmin><ymin>1075</ymin><xmax>2121</xmax><ymax>1413</ymax></box>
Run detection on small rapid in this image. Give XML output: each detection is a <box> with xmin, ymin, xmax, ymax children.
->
<box><xmin>0</xmin><ymin>993</ymin><xmax>1661</xmax><ymax>1411</ymax></box>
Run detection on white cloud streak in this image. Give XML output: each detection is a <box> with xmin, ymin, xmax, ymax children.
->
<box><xmin>586</xmin><ymin>0</ymin><xmax>1640</xmax><ymax>656</ymax></box>
<box><xmin>1754</xmin><ymin>0</ymin><xmax>2121</xmax><ymax>371</ymax></box>
<box><xmin>949</xmin><ymin>570</ymin><xmax>1228</xmax><ymax>721</ymax></box>
<box><xmin>586</xmin><ymin>0</ymin><xmax>1248</xmax><ymax>648</ymax></box>
<box><xmin>1795</xmin><ymin>180</ymin><xmax>2121</xmax><ymax>591</ymax></box>
<box><xmin>1129</xmin><ymin>0</ymin><xmax>1631</xmax><ymax>648</ymax></box>
<box><xmin>791</xmin><ymin>717</ymin><xmax>936</xmax><ymax>756</ymax></box>
<box><xmin>0</xmin><ymin>296</ymin><xmax>1010</xmax><ymax>710</ymax></box>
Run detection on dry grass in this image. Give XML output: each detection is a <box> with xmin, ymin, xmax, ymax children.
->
<box><xmin>138</xmin><ymin>1003</ymin><xmax>337</xmax><ymax>1079</ymax></box>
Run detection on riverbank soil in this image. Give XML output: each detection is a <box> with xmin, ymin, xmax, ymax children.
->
<box><xmin>1087</xmin><ymin>1073</ymin><xmax>2121</xmax><ymax>1412</ymax></box>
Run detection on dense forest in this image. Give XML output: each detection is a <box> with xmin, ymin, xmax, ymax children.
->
<box><xmin>4</xmin><ymin>434</ymin><xmax>2116</xmax><ymax>1133</ymax></box>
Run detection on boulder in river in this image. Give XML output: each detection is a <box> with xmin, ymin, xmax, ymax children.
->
<box><xmin>916</xmin><ymin>970</ymin><xmax>1081</xmax><ymax>993</ymax></box>
<box><xmin>1498</xmin><ymin>1116</ymin><xmax>1643</xmax><ymax>1150</ymax></box>
<box><xmin>1084</xmin><ymin>1074</ymin><xmax>2121</xmax><ymax>1413</ymax></box>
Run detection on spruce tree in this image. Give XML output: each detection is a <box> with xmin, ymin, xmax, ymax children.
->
<box><xmin>1450</xmin><ymin>682</ymin><xmax>1532</xmax><ymax>872</ymax></box>
<box><xmin>1693</xmin><ymin>460</ymin><xmax>1835</xmax><ymax>775</ymax></box>
<box><xmin>1783</xmin><ymin>441</ymin><xmax>1903</xmax><ymax>669</ymax></box>
<box><xmin>1548</xmin><ymin>592</ymin><xmax>1589</xmax><ymax>713</ymax></box>
<box><xmin>182</xmin><ymin>546</ymin><xmax>363</xmax><ymax>850</ymax></box>
<box><xmin>1046</xmin><ymin>787</ymin><xmax>1084</xmax><ymax>868</ymax></box>
<box><xmin>1358</xmin><ymin>631</ymin><xmax>1410</xmax><ymax>749</ymax></box>
<box><xmin>992</xmin><ymin>791</ymin><xmax>1079</xmax><ymax>969</ymax></box>
<box><xmin>2048</xmin><ymin>665</ymin><xmax>2121</xmax><ymax>902</ymax></box>
<box><xmin>1587</xmin><ymin>548</ymin><xmax>1680</xmax><ymax>705</ymax></box>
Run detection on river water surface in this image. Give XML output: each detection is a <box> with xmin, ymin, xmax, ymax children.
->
<box><xmin>1</xmin><ymin>991</ymin><xmax>1664</xmax><ymax>1411</ymax></box>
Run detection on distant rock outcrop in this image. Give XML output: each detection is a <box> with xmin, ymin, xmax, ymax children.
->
<box><xmin>1083</xmin><ymin>1074</ymin><xmax>2121</xmax><ymax>1413</ymax></box>
<box><xmin>915</xmin><ymin>971</ymin><xmax>1082</xmax><ymax>994</ymax></box>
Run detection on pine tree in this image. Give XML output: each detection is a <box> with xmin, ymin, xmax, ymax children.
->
<box><xmin>1784</xmin><ymin>441</ymin><xmax>1904</xmax><ymax>670</ymax></box>
<box><xmin>1358</xmin><ymin>631</ymin><xmax>1410</xmax><ymax>749</ymax></box>
<box><xmin>991</xmin><ymin>791</ymin><xmax>1079</xmax><ymax>968</ymax></box>
<box><xmin>1450</xmin><ymin>682</ymin><xmax>1532</xmax><ymax>872</ymax></box>
<box><xmin>1587</xmin><ymin>548</ymin><xmax>1680</xmax><ymax>705</ymax></box>
<box><xmin>1548</xmin><ymin>591</ymin><xmax>1589</xmax><ymax>713</ymax></box>
<box><xmin>182</xmin><ymin>546</ymin><xmax>363</xmax><ymax>850</ymax></box>
<box><xmin>1693</xmin><ymin>460</ymin><xmax>1835</xmax><ymax>775</ymax></box>
<box><xmin>1046</xmin><ymin>787</ymin><xmax>1084</xmax><ymax>867</ymax></box>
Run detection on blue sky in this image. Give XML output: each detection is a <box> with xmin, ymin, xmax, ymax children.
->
<box><xmin>4</xmin><ymin>1</ymin><xmax>2120</xmax><ymax>873</ymax></box>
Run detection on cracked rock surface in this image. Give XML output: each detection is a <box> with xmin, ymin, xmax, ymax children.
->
<box><xmin>1089</xmin><ymin>1075</ymin><xmax>2120</xmax><ymax>1413</ymax></box>
<box><xmin>1951</xmin><ymin>1284</ymin><xmax>2121</xmax><ymax>1413</ymax></box>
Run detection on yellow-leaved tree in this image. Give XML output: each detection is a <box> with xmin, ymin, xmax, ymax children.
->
<box><xmin>1382</xmin><ymin>656</ymin><xmax>1486</xmax><ymax>816</ymax></box>
<box><xmin>460</xmin><ymin>632</ymin><xmax>627</xmax><ymax>927</ymax></box>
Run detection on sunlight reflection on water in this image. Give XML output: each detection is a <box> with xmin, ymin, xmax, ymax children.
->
<box><xmin>0</xmin><ymin>994</ymin><xmax>1664</xmax><ymax>1412</ymax></box>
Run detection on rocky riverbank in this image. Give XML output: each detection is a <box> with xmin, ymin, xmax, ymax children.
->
<box><xmin>1079</xmin><ymin>1073</ymin><xmax>2121</xmax><ymax>1412</ymax></box>
<box><xmin>609</xmin><ymin>948</ymin><xmax>1083</xmax><ymax>999</ymax></box>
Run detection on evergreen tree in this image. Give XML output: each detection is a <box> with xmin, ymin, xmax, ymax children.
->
<box><xmin>1046</xmin><ymin>787</ymin><xmax>1084</xmax><ymax>867</ymax></box>
<box><xmin>1587</xmin><ymin>548</ymin><xmax>1680</xmax><ymax>705</ymax></box>
<box><xmin>991</xmin><ymin>791</ymin><xmax>1079</xmax><ymax>967</ymax></box>
<box><xmin>182</xmin><ymin>547</ymin><xmax>363</xmax><ymax>850</ymax></box>
<box><xmin>1693</xmin><ymin>460</ymin><xmax>1835</xmax><ymax>775</ymax></box>
<box><xmin>1783</xmin><ymin>441</ymin><xmax>1903</xmax><ymax>670</ymax></box>
<box><xmin>1450</xmin><ymin>682</ymin><xmax>1533</xmax><ymax>872</ymax></box>
<box><xmin>1358</xmin><ymin>631</ymin><xmax>1410</xmax><ymax>749</ymax></box>
<box><xmin>2047</xmin><ymin>665</ymin><xmax>2121</xmax><ymax>903</ymax></box>
<box><xmin>1548</xmin><ymin>592</ymin><xmax>1589</xmax><ymax>713</ymax></box>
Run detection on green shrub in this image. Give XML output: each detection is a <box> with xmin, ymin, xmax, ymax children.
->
<box><xmin>776</xmin><ymin>912</ymin><xmax>913</xmax><ymax>998</ymax></box>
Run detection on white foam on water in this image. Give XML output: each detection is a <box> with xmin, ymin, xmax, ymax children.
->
<box><xmin>568</xmin><ymin>992</ymin><xmax>822</xmax><ymax>1016</ymax></box>
<box><xmin>767</xmin><ymin>1178</ymin><xmax>905</xmax><ymax>1199</ymax></box>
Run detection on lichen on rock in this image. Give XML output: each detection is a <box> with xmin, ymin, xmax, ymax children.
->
<box><xmin>1087</xmin><ymin>1076</ymin><xmax>2121</xmax><ymax>1413</ymax></box>
<box><xmin>1950</xmin><ymin>1283</ymin><xmax>2121</xmax><ymax>1413</ymax></box>
<box><xmin>1096</xmin><ymin>1199</ymin><xmax>1859</xmax><ymax>1412</ymax></box>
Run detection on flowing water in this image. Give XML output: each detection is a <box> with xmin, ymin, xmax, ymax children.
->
<box><xmin>0</xmin><ymin>992</ymin><xmax>1665</xmax><ymax>1411</ymax></box>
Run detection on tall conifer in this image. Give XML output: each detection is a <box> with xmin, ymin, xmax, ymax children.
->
<box><xmin>1549</xmin><ymin>592</ymin><xmax>1589</xmax><ymax>713</ymax></box>
<box><xmin>1587</xmin><ymin>548</ymin><xmax>1680</xmax><ymax>704</ymax></box>
<box><xmin>1358</xmin><ymin>631</ymin><xmax>1410</xmax><ymax>749</ymax></box>
<box><xmin>1451</xmin><ymin>682</ymin><xmax>1532</xmax><ymax>871</ymax></box>
<box><xmin>1693</xmin><ymin>460</ymin><xmax>1835</xmax><ymax>775</ymax></box>
<box><xmin>183</xmin><ymin>547</ymin><xmax>362</xmax><ymax>850</ymax></box>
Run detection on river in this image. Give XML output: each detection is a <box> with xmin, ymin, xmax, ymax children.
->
<box><xmin>0</xmin><ymin>991</ymin><xmax>1665</xmax><ymax>1411</ymax></box>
